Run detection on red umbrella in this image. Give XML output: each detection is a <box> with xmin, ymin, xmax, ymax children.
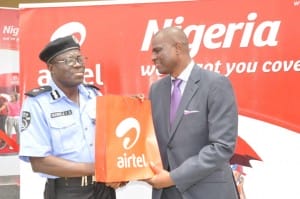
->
<box><xmin>230</xmin><ymin>136</ymin><xmax>262</xmax><ymax>167</ymax></box>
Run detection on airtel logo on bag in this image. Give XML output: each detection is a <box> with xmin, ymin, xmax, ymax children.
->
<box><xmin>115</xmin><ymin>117</ymin><xmax>147</xmax><ymax>169</ymax></box>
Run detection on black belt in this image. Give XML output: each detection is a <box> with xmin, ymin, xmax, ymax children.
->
<box><xmin>45</xmin><ymin>176</ymin><xmax>116</xmax><ymax>199</ymax></box>
<box><xmin>48</xmin><ymin>176</ymin><xmax>95</xmax><ymax>187</ymax></box>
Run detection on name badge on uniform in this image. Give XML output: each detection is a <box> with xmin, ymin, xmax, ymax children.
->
<box><xmin>50</xmin><ymin>110</ymin><xmax>72</xmax><ymax>118</ymax></box>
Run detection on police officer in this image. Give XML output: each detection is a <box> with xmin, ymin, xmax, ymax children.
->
<box><xmin>19</xmin><ymin>35</ymin><xmax>119</xmax><ymax>199</ymax></box>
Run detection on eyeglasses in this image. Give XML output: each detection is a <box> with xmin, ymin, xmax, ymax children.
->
<box><xmin>53</xmin><ymin>55</ymin><xmax>87</xmax><ymax>66</ymax></box>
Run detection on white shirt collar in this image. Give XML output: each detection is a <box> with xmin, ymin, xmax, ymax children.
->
<box><xmin>175</xmin><ymin>60</ymin><xmax>195</xmax><ymax>82</ymax></box>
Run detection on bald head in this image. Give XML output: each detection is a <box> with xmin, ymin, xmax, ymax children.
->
<box><xmin>154</xmin><ymin>27</ymin><xmax>189</xmax><ymax>52</ymax></box>
<box><xmin>151</xmin><ymin>27</ymin><xmax>192</xmax><ymax>77</ymax></box>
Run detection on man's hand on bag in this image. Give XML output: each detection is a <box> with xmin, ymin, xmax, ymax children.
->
<box><xmin>105</xmin><ymin>181</ymin><xmax>128</xmax><ymax>189</ymax></box>
<box><xmin>144</xmin><ymin>162</ymin><xmax>175</xmax><ymax>189</ymax></box>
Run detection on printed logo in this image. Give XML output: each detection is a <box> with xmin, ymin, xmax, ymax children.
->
<box><xmin>115</xmin><ymin>117</ymin><xmax>147</xmax><ymax>168</ymax></box>
<box><xmin>2</xmin><ymin>25</ymin><xmax>19</xmax><ymax>37</ymax></box>
<box><xmin>115</xmin><ymin>117</ymin><xmax>140</xmax><ymax>150</ymax></box>
<box><xmin>141</xmin><ymin>12</ymin><xmax>281</xmax><ymax>58</ymax></box>
<box><xmin>50</xmin><ymin>22</ymin><xmax>86</xmax><ymax>45</ymax></box>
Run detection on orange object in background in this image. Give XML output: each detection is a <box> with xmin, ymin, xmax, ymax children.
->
<box><xmin>95</xmin><ymin>95</ymin><xmax>162</xmax><ymax>182</ymax></box>
<box><xmin>230</xmin><ymin>136</ymin><xmax>262</xmax><ymax>167</ymax></box>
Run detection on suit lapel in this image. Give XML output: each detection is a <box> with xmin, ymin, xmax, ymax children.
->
<box><xmin>160</xmin><ymin>76</ymin><xmax>172</xmax><ymax>134</ymax></box>
<box><xmin>169</xmin><ymin>65</ymin><xmax>202</xmax><ymax>138</ymax></box>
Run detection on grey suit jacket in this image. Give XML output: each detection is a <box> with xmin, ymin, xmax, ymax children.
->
<box><xmin>149</xmin><ymin>65</ymin><xmax>239</xmax><ymax>199</ymax></box>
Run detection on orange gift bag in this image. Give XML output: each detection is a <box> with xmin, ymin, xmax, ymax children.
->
<box><xmin>95</xmin><ymin>95</ymin><xmax>162</xmax><ymax>182</ymax></box>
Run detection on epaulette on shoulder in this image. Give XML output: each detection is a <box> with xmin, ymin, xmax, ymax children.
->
<box><xmin>25</xmin><ymin>86</ymin><xmax>52</xmax><ymax>97</ymax></box>
<box><xmin>84</xmin><ymin>84</ymin><xmax>100</xmax><ymax>90</ymax></box>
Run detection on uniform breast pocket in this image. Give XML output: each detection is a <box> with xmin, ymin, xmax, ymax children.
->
<box><xmin>49</xmin><ymin>116</ymin><xmax>82</xmax><ymax>152</ymax></box>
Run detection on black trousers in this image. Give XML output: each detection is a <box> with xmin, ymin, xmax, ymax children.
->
<box><xmin>161</xmin><ymin>186</ymin><xmax>183</xmax><ymax>199</ymax></box>
<box><xmin>44</xmin><ymin>177</ymin><xmax>116</xmax><ymax>199</ymax></box>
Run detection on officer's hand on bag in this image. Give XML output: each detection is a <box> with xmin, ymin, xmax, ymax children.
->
<box><xmin>131</xmin><ymin>93</ymin><xmax>145</xmax><ymax>102</ymax></box>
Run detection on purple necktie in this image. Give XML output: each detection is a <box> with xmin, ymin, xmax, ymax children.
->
<box><xmin>170</xmin><ymin>79</ymin><xmax>182</xmax><ymax>125</ymax></box>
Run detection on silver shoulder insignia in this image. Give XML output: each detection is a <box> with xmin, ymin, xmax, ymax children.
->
<box><xmin>25</xmin><ymin>86</ymin><xmax>52</xmax><ymax>97</ymax></box>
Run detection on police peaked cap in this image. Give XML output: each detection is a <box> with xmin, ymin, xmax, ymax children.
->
<box><xmin>39</xmin><ymin>35</ymin><xmax>80</xmax><ymax>63</ymax></box>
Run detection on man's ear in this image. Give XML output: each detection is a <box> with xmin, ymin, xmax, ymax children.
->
<box><xmin>175</xmin><ymin>42</ymin><xmax>183</xmax><ymax>53</ymax></box>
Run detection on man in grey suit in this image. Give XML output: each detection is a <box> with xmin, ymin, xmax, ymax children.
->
<box><xmin>145</xmin><ymin>27</ymin><xmax>239</xmax><ymax>199</ymax></box>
